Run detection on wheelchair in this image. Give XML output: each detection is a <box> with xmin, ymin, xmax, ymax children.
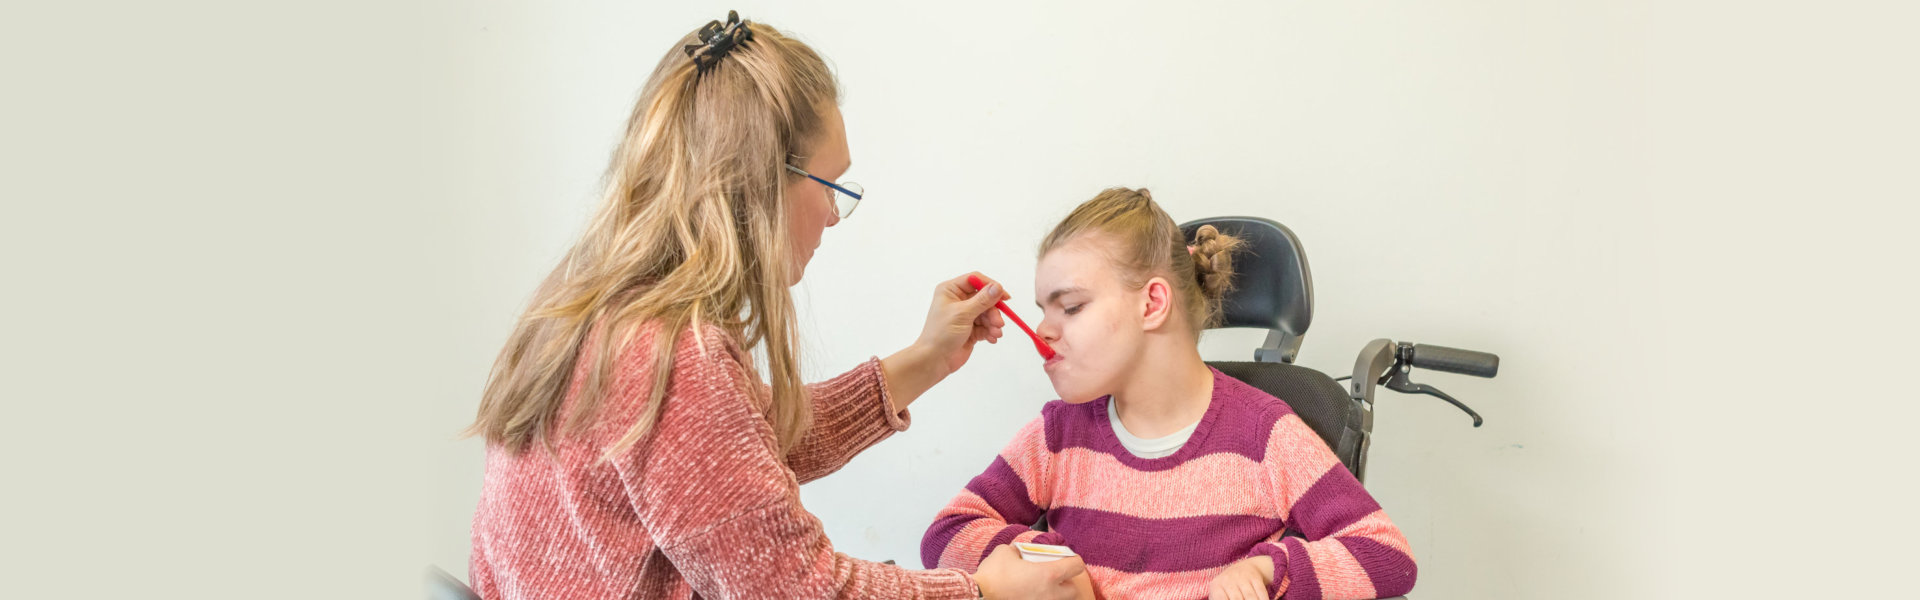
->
<box><xmin>1183</xmin><ymin>216</ymin><xmax>1498</xmax><ymax>483</ymax></box>
<box><xmin>1184</xmin><ymin>216</ymin><xmax>1501</xmax><ymax>599</ymax></box>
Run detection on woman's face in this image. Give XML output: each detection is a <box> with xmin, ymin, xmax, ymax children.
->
<box><xmin>1034</xmin><ymin>236</ymin><xmax>1155</xmax><ymax>404</ymax></box>
<box><xmin>783</xmin><ymin>105</ymin><xmax>848</xmax><ymax>285</ymax></box>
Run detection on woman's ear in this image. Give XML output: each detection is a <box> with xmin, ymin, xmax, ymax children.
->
<box><xmin>1141</xmin><ymin>276</ymin><xmax>1175</xmax><ymax>331</ymax></box>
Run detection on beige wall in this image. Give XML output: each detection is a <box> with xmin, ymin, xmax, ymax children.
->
<box><xmin>6</xmin><ymin>1</ymin><xmax>1914</xmax><ymax>598</ymax></box>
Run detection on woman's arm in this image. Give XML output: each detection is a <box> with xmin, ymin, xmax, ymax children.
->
<box><xmin>786</xmin><ymin>273</ymin><xmax>1009</xmax><ymax>483</ymax></box>
<box><xmin>920</xmin><ymin>417</ymin><xmax>1067</xmax><ymax>572</ymax></box>
<box><xmin>1241</xmin><ymin>414</ymin><xmax>1417</xmax><ymax>600</ymax></box>
<box><xmin>614</xmin><ymin>331</ymin><xmax>978</xmax><ymax>600</ymax></box>
<box><xmin>782</xmin><ymin>356</ymin><xmax>913</xmax><ymax>484</ymax></box>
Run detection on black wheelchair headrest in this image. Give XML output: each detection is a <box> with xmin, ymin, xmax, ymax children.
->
<box><xmin>1179</xmin><ymin>216</ymin><xmax>1315</xmax><ymax>350</ymax></box>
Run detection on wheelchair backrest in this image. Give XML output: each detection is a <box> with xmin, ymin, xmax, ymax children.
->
<box><xmin>1180</xmin><ymin>216</ymin><xmax>1365</xmax><ymax>477</ymax></box>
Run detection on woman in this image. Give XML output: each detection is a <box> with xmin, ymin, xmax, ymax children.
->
<box><xmin>465</xmin><ymin>12</ymin><xmax>1084</xmax><ymax>600</ymax></box>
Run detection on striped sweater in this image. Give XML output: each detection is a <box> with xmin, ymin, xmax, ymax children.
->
<box><xmin>920</xmin><ymin>367</ymin><xmax>1416</xmax><ymax>599</ymax></box>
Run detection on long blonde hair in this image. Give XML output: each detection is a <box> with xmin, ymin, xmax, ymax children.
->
<box><xmin>1039</xmin><ymin>187</ymin><xmax>1244</xmax><ymax>331</ymax></box>
<box><xmin>468</xmin><ymin>16</ymin><xmax>835</xmax><ymax>459</ymax></box>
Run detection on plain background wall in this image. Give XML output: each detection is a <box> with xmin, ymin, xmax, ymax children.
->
<box><xmin>4</xmin><ymin>1</ymin><xmax>1916</xmax><ymax>598</ymax></box>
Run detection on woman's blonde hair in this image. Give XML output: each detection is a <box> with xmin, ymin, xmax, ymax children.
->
<box><xmin>1038</xmin><ymin>187</ymin><xmax>1244</xmax><ymax>331</ymax></box>
<box><xmin>468</xmin><ymin>16</ymin><xmax>835</xmax><ymax>459</ymax></box>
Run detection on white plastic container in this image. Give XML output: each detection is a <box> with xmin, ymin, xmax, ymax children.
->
<box><xmin>1013</xmin><ymin>542</ymin><xmax>1076</xmax><ymax>563</ymax></box>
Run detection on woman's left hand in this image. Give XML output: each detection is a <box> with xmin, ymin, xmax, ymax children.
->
<box><xmin>881</xmin><ymin>273</ymin><xmax>1006</xmax><ymax>412</ymax></box>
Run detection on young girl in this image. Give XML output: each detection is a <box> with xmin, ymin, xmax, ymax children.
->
<box><xmin>921</xmin><ymin>188</ymin><xmax>1417</xmax><ymax>600</ymax></box>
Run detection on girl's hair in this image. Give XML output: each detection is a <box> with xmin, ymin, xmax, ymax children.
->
<box><xmin>1038</xmin><ymin>187</ymin><xmax>1244</xmax><ymax>331</ymax></box>
<box><xmin>467</xmin><ymin>16</ymin><xmax>836</xmax><ymax>459</ymax></box>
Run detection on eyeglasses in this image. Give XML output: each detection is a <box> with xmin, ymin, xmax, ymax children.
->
<box><xmin>784</xmin><ymin>163</ymin><xmax>865</xmax><ymax>219</ymax></box>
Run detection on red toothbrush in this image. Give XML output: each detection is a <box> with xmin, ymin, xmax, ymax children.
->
<box><xmin>968</xmin><ymin>274</ymin><xmax>1056</xmax><ymax>360</ymax></box>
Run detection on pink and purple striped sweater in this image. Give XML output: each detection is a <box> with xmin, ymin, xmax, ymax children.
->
<box><xmin>921</xmin><ymin>368</ymin><xmax>1416</xmax><ymax>599</ymax></box>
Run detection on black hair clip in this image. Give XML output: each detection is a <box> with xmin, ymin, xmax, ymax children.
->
<box><xmin>683</xmin><ymin>10</ymin><xmax>753</xmax><ymax>73</ymax></box>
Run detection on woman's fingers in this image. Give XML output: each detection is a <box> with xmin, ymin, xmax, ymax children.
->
<box><xmin>960</xmin><ymin>272</ymin><xmax>1012</xmax><ymax>304</ymax></box>
<box><xmin>945</xmin><ymin>272</ymin><xmax>1019</xmax><ymax>351</ymax></box>
<box><xmin>956</xmin><ymin>273</ymin><xmax>1012</xmax><ymax>330</ymax></box>
<box><xmin>959</xmin><ymin>272</ymin><xmax>994</xmax><ymax>297</ymax></box>
<box><xmin>942</xmin><ymin>275</ymin><xmax>975</xmax><ymax>302</ymax></box>
<box><xmin>972</xmin><ymin>313</ymin><xmax>1003</xmax><ymax>343</ymax></box>
<box><xmin>979</xmin><ymin>325</ymin><xmax>1002</xmax><ymax>344</ymax></box>
<box><xmin>970</xmin><ymin>307</ymin><xmax>1002</xmax><ymax>337</ymax></box>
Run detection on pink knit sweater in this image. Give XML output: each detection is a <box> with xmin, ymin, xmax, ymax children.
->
<box><xmin>470</xmin><ymin>322</ymin><xmax>979</xmax><ymax>599</ymax></box>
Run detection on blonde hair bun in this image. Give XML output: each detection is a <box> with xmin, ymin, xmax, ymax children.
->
<box><xmin>1190</xmin><ymin>224</ymin><xmax>1243</xmax><ymax>303</ymax></box>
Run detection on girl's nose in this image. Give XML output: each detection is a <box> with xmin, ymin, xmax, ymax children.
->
<box><xmin>1036</xmin><ymin>316</ymin><xmax>1061</xmax><ymax>344</ymax></box>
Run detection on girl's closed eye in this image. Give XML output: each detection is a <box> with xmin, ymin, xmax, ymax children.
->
<box><xmin>1064</xmin><ymin>303</ymin><xmax>1086</xmax><ymax>316</ymax></box>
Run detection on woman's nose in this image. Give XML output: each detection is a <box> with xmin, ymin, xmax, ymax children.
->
<box><xmin>823</xmin><ymin>197</ymin><xmax>842</xmax><ymax>227</ymax></box>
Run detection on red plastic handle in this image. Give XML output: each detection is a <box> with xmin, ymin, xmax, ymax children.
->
<box><xmin>968</xmin><ymin>274</ymin><xmax>1056</xmax><ymax>360</ymax></box>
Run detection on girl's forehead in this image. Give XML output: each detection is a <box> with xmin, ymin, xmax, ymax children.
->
<box><xmin>1041</xmin><ymin>236</ymin><xmax>1111</xmax><ymax>267</ymax></box>
<box><xmin>1037</xmin><ymin>243</ymin><xmax>1121</xmax><ymax>292</ymax></box>
<box><xmin>1037</xmin><ymin>244</ymin><xmax>1092</xmax><ymax>278</ymax></box>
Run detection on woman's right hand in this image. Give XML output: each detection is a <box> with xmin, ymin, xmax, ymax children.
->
<box><xmin>880</xmin><ymin>273</ymin><xmax>1009</xmax><ymax>413</ymax></box>
<box><xmin>973</xmin><ymin>545</ymin><xmax>1086</xmax><ymax>600</ymax></box>
<box><xmin>913</xmin><ymin>272</ymin><xmax>1009</xmax><ymax>377</ymax></box>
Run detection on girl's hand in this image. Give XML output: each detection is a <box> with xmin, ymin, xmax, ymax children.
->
<box><xmin>1207</xmin><ymin>556</ymin><xmax>1274</xmax><ymax>600</ymax></box>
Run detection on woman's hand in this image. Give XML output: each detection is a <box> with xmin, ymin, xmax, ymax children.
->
<box><xmin>881</xmin><ymin>273</ymin><xmax>1006</xmax><ymax>412</ymax></box>
<box><xmin>1207</xmin><ymin>556</ymin><xmax>1274</xmax><ymax>600</ymax></box>
<box><xmin>1068</xmin><ymin>569</ymin><xmax>1098</xmax><ymax>600</ymax></box>
<box><xmin>974</xmin><ymin>545</ymin><xmax>1085</xmax><ymax>600</ymax></box>
<box><xmin>917</xmin><ymin>272</ymin><xmax>1008</xmax><ymax>374</ymax></box>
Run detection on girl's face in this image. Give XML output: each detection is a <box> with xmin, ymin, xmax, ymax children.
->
<box><xmin>1034</xmin><ymin>236</ymin><xmax>1176</xmax><ymax>403</ymax></box>
<box><xmin>783</xmin><ymin>105</ymin><xmax>848</xmax><ymax>285</ymax></box>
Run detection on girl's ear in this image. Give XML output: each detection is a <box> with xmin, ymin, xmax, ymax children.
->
<box><xmin>1141</xmin><ymin>276</ymin><xmax>1175</xmax><ymax>331</ymax></box>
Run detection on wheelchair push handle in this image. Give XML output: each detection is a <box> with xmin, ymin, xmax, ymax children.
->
<box><xmin>1348</xmin><ymin>339</ymin><xmax>1499</xmax><ymax>428</ymax></box>
<box><xmin>1407</xmin><ymin>344</ymin><xmax>1499</xmax><ymax>378</ymax></box>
